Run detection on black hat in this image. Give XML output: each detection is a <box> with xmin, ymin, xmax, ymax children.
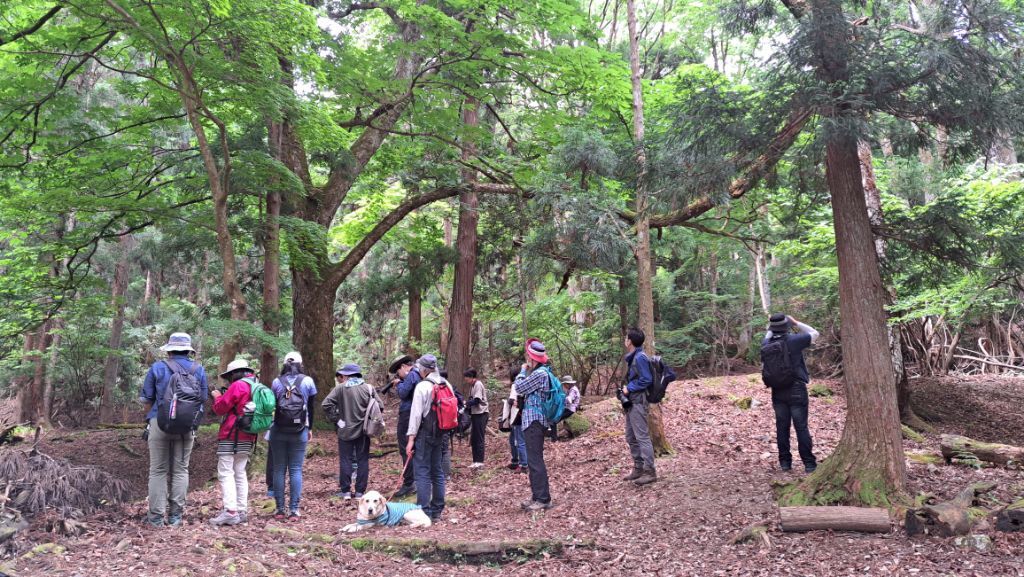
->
<box><xmin>388</xmin><ymin>354</ymin><xmax>414</xmax><ymax>375</ymax></box>
<box><xmin>769</xmin><ymin>313</ymin><xmax>791</xmax><ymax>333</ymax></box>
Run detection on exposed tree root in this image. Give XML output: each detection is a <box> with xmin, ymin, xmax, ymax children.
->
<box><xmin>905</xmin><ymin>482</ymin><xmax>997</xmax><ymax>537</ymax></box>
<box><xmin>777</xmin><ymin>453</ymin><xmax>904</xmax><ymax>508</ymax></box>
<box><xmin>341</xmin><ymin>537</ymin><xmax>596</xmax><ymax>565</ymax></box>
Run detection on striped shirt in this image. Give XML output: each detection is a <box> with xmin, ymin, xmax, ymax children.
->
<box><xmin>514</xmin><ymin>366</ymin><xmax>551</xmax><ymax>430</ymax></box>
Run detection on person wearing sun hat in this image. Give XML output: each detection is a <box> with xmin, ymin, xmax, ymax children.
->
<box><xmin>139</xmin><ymin>332</ymin><xmax>209</xmax><ymax>527</ymax></box>
<box><xmin>548</xmin><ymin>374</ymin><xmax>581</xmax><ymax>441</ymax></box>
<box><xmin>513</xmin><ymin>338</ymin><xmax>555</xmax><ymax>511</ymax></box>
<box><xmin>209</xmin><ymin>358</ymin><xmax>259</xmax><ymax>526</ymax></box>
<box><xmin>322</xmin><ymin>363</ymin><xmax>374</xmax><ymax>500</ymax></box>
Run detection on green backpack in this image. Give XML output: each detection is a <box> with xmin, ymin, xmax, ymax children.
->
<box><xmin>236</xmin><ymin>377</ymin><xmax>276</xmax><ymax>434</ymax></box>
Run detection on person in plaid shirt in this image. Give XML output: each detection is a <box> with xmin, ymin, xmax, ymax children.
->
<box><xmin>513</xmin><ymin>338</ymin><xmax>555</xmax><ymax>511</ymax></box>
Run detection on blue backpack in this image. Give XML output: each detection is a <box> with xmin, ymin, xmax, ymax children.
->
<box><xmin>539</xmin><ymin>367</ymin><xmax>567</xmax><ymax>424</ymax></box>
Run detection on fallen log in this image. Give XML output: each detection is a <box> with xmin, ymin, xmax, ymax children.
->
<box><xmin>905</xmin><ymin>482</ymin><xmax>997</xmax><ymax>537</ymax></box>
<box><xmin>996</xmin><ymin>499</ymin><xmax>1024</xmax><ymax>533</ymax></box>
<box><xmin>779</xmin><ymin>506</ymin><xmax>890</xmax><ymax>533</ymax></box>
<box><xmin>940</xmin><ymin>434</ymin><xmax>1024</xmax><ymax>468</ymax></box>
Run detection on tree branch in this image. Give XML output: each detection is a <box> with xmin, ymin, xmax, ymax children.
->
<box><xmin>0</xmin><ymin>5</ymin><xmax>63</xmax><ymax>47</ymax></box>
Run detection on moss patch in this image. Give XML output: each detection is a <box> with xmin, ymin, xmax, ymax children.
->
<box><xmin>901</xmin><ymin>425</ymin><xmax>925</xmax><ymax>443</ymax></box>
<box><xmin>563</xmin><ymin>412</ymin><xmax>590</xmax><ymax>436</ymax></box>
<box><xmin>808</xmin><ymin>384</ymin><xmax>833</xmax><ymax>398</ymax></box>
<box><xmin>906</xmin><ymin>451</ymin><xmax>943</xmax><ymax>465</ymax></box>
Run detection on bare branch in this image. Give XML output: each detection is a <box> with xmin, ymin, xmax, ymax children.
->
<box><xmin>0</xmin><ymin>5</ymin><xmax>63</xmax><ymax>47</ymax></box>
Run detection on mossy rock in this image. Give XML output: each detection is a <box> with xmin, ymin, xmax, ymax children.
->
<box><xmin>563</xmin><ymin>412</ymin><xmax>590</xmax><ymax>436</ymax></box>
<box><xmin>266</xmin><ymin>526</ymin><xmax>303</xmax><ymax>540</ymax></box>
<box><xmin>731</xmin><ymin>396</ymin><xmax>753</xmax><ymax>410</ymax></box>
<box><xmin>20</xmin><ymin>543</ymin><xmax>65</xmax><ymax>559</ymax></box>
<box><xmin>906</xmin><ymin>451</ymin><xmax>943</xmax><ymax>465</ymax></box>
<box><xmin>808</xmin><ymin>384</ymin><xmax>833</xmax><ymax>397</ymax></box>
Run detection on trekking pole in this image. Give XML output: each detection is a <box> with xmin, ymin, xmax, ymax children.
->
<box><xmin>389</xmin><ymin>447</ymin><xmax>414</xmax><ymax>500</ymax></box>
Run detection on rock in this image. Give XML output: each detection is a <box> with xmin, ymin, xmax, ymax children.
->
<box><xmin>760</xmin><ymin>452</ymin><xmax>772</xmax><ymax>460</ymax></box>
<box><xmin>732</xmin><ymin>397</ymin><xmax>753</xmax><ymax>410</ymax></box>
<box><xmin>953</xmin><ymin>534</ymin><xmax>993</xmax><ymax>553</ymax></box>
<box><xmin>750</xmin><ymin>399</ymin><xmax>763</xmax><ymax>408</ymax></box>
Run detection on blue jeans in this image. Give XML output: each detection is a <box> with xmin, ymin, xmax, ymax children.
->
<box><xmin>269</xmin><ymin>428</ymin><xmax>308</xmax><ymax>513</ymax></box>
<box><xmin>772</xmin><ymin>383</ymin><xmax>816</xmax><ymax>468</ymax></box>
<box><xmin>414</xmin><ymin>433</ymin><xmax>447</xmax><ymax>519</ymax></box>
<box><xmin>509</xmin><ymin>425</ymin><xmax>527</xmax><ymax>466</ymax></box>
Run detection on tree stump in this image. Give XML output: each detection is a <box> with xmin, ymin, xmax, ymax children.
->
<box><xmin>939</xmin><ymin>434</ymin><xmax>1024</xmax><ymax>468</ymax></box>
<box><xmin>905</xmin><ymin>482</ymin><xmax>997</xmax><ymax>537</ymax></box>
<box><xmin>779</xmin><ymin>506</ymin><xmax>890</xmax><ymax>533</ymax></box>
<box><xmin>996</xmin><ymin>500</ymin><xmax>1024</xmax><ymax>532</ymax></box>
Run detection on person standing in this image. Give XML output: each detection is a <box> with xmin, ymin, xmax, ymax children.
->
<box><xmin>405</xmin><ymin>354</ymin><xmax>453</xmax><ymax>521</ymax></box>
<box><xmin>621</xmin><ymin>328</ymin><xmax>657</xmax><ymax>486</ymax></box>
<box><xmin>139</xmin><ymin>332</ymin><xmax>209</xmax><ymax>527</ymax></box>
<box><xmin>210</xmin><ymin>359</ymin><xmax>258</xmax><ymax>526</ymax></box>
<box><xmin>506</xmin><ymin>364</ymin><xmax>528</xmax><ymax>472</ymax></box>
<box><xmin>762</xmin><ymin>313</ymin><xmax>819</xmax><ymax>473</ymax></box>
<box><xmin>322</xmin><ymin>364</ymin><xmax>374</xmax><ymax>500</ymax></box>
<box><xmin>514</xmin><ymin>339</ymin><xmax>554</xmax><ymax>511</ymax></box>
<box><xmin>269</xmin><ymin>352</ymin><xmax>317</xmax><ymax>520</ymax></box>
<box><xmin>390</xmin><ymin>354</ymin><xmax>418</xmax><ymax>498</ymax></box>
<box><xmin>464</xmin><ymin>368</ymin><xmax>489</xmax><ymax>468</ymax></box>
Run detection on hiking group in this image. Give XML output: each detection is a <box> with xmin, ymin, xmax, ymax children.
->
<box><xmin>140</xmin><ymin>312</ymin><xmax>817</xmax><ymax>527</ymax></box>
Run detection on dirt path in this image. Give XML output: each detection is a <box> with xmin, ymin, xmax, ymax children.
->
<box><xmin>7</xmin><ymin>374</ymin><xmax>1024</xmax><ymax>576</ymax></box>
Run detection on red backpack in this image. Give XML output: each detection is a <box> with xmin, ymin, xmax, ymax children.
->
<box><xmin>428</xmin><ymin>381</ymin><xmax>459</xmax><ymax>435</ymax></box>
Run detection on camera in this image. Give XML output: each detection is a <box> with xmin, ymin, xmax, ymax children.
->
<box><xmin>616</xmin><ymin>389</ymin><xmax>633</xmax><ymax>410</ymax></box>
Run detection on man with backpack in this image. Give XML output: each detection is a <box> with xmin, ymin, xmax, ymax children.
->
<box><xmin>621</xmin><ymin>328</ymin><xmax>657</xmax><ymax>486</ymax></box>
<box><xmin>269</xmin><ymin>352</ymin><xmax>317</xmax><ymax>520</ymax></box>
<box><xmin>405</xmin><ymin>354</ymin><xmax>457</xmax><ymax>522</ymax></box>
<box><xmin>210</xmin><ymin>359</ymin><xmax>272</xmax><ymax>526</ymax></box>
<box><xmin>139</xmin><ymin>332</ymin><xmax>209</xmax><ymax>527</ymax></box>
<box><xmin>762</xmin><ymin>314</ymin><xmax>819</xmax><ymax>473</ymax></box>
<box><xmin>322</xmin><ymin>363</ymin><xmax>375</xmax><ymax>500</ymax></box>
<box><xmin>390</xmin><ymin>354</ymin><xmax>418</xmax><ymax>498</ymax></box>
<box><xmin>513</xmin><ymin>338</ymin><xmax>559</xmax><ymax>511</ymax></box>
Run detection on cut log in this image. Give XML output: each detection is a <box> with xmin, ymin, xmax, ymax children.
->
<box><xmin>996</xmin><ymin>499</ymin><xmax>1024</xmax><ymax>533</ymax></box>
<box><xmin>905</xmin><ymin>482</ymin><xmax>997</xmax><ymax>537</ymax></box>
<box><xmin>779</xmin><ymin>506</ymin><xmax>890</xmax><ymax>533</ymax></box>
<box><xmin>939</xmin><ymin>434</ymin><xmax>1024</xmax><ymax>467</ymax></box>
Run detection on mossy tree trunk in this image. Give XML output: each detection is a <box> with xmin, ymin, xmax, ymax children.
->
<box><xmin>781</xmin><ymin>0</ymin><xmax>906</xmax><ymax>506</ymax></box>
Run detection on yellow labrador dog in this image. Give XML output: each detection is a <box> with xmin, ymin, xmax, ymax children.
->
<box><xmin>341</xmin><ymin>490</ymin><xmax>432</xmax><ymax>532</ymax></box>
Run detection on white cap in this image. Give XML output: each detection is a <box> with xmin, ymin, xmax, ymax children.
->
<box><xmin>284</xmin><ymin>351</ymin><xmax>303</xmax><ymax>364</ymax></box>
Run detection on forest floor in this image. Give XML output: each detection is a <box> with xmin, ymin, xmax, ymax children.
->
<box><xmin>5</xmin><ymin>373</ymin><xmax>1024</xmax><ymax>576</ymax></box>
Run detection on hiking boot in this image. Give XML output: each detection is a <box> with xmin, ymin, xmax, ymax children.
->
<box><xmin>517</xmin><ymin>465</ymin><xmax>529</xmax><ymax>474</ymax></box>
<box><xmin>507</xmin><ymin>463</ymin><xmax>519</xmax><ymax>470</ymax></box>
<box><xmin>166</xmin><ymin>515</ymin><xmax>182</xmax><ymax>527</ymax></box>
<box><xmin>341</xmin><ymin>492</ymin><xmax>353</xmax><ymax>501</ymax></box>
<box><xmin>288</xmin><ymin>511</ymin><xmax>301</xmax><ymax>522</ymax></box>
<box><xmin>146</xmin><ymin>515</ymin><xmax>165</xmax><ymax>528</ymax></box>
<box><xmin>209</xmin><ymin>511</ymin><xmax>240</xmax><ymax>526</ymax></box>
<box><xmin>238</xmin><ymin>511</ymin><xmax>248</xmax><ymax>524</ymax></box>
<box><xmin>804</xmin><ymin>464</ymin><xmax>817</xmax><ymax>473</ymax></box>
<box><xmin>393</xmin><ymin>485</ymin><xmax>415</xmax><ymax>498</ymax></box>
<box><xmin>469</xmin><ymin>462</ymin><xmax>484</xmax><ymax>469</ymax></box>
<box><xmin>622</xmin><ymin>467</ymin><xmax>643</xmax><ymax>482</ymax></box>
<box><xmin>633</xmin><ymin>468</ymin><xmax>657</xmax><ymax>486</ymax></box>
<box><xmin>354</xmin><ymin>492</ymin><xmax>364</xmax><ymax>499</ymax></box>
<box><xmin>523</xmin><ymin>501</ymin><xmax>554</xmax><ymax>512</ymax></box>
<box><xmin>273</xmin><ymin>511</ymin><xmax>286</xmax><ymax>521</ymax></box>
<box><xmin>779</xmin><ymin>462</ymin><xmax>792</xmax><ymax>471</ymax></box>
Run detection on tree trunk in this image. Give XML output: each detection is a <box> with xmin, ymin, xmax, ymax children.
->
<box><xmin>292</xmin><ymin>273</ymin><xmax>336</xmax><ymax>417</ymax></box>
<box><xmin>627</xmin><ymin>0</ymin><xmax>672</xmax><ymax>457</ymax></box>
<box><xmin>408</xmin><ymin>280</ymin><xmax>422</xmax><ymax>355</ymax></box>
<box><xmin>262</xmin><ymin>118</ymin><xmax>287</xmax><ymax>385</ymax></box>
<box><xmin>785</xmin><ymin>0</ymin><xmax>906</xmax><ymax>506</ymax></box>
<box><xmin>734</xmin><ymin>253</ymin><xmax>757</xmax><ymax>360</ymax></box>
<box><xmin>859</xmin><ymin>140</ymin><xmax>925</xmax><ymax>429</ymax></box>
<box><xmin>446</xmin><ymin>95</ymin><xmax>480</xmax><ymax>395</ymax></box>
<box><xmin>100</xmin><ymin>235</ymin><xmax>133</xmax><ymax>422</ymax></box>
<box><xmin>780</xmin><ymin>506</ymin><xmax>891</xmax><ymax>533</ymax></box>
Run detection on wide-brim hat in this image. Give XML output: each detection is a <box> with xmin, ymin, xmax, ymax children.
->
<box><xmin>561</xmin><ymin>375</ymin><xmax>577</xmax><ymax>385</ymax></box>
<box><xmin>160</xmin><ymin>332</ymin><xmax>195</xmax><ymax>352</ymax></box>
<box><xmin>220</xmin><ymin>358</ymin><xmax>251</xmax><ymax>379</ymax></box>
<box><xmin>525</xmin><ymin>338</ymin><xmax>549</xmax><ymax>364</ymax></box>
<box><xmin>388</xmin><ymin>354</ymin><xmax>413</xmax><ymax>374</ymax></box>
<box><xmin>769</xmin><ymin>313</ymin><xmax>791</xmax><ymax>333</ymax></box>
<box><xmin>337</xmin><ymin>363</ymin><xmax>362</xmax><ymax>377</ymax></box>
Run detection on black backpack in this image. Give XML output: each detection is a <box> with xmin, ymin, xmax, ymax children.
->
<box><xmin>274</xmin><ymin>375</ymin><xmax>309</xmax><ymax>433</ymax></box>
<box><xmin>156</xmin><ymin>359</ymin><xmax>205</xmax><ymax>434</ymax></box>
<box><xmin>644</xmin><ymin>354</ymin><xmax>676</xmax><ymax>404</ymax></box>
<box><xmin>761</xmin><ymin>334</ymin><xmax>795</xmax><ymax>389</ymax></box>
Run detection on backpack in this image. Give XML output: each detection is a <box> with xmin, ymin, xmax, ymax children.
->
<box><xmin>156</xmin><ymin>359</ymin><xmax>205</xmax><ymax>435</ymax></box>
<box><xmin>362</xmin><ymin>384</ymin><xmax>386</xmax><ymax>438</ymax></box>
<box><xmin>539</xmin><ymin>367</ymin><xmax>567</xmax><ymax>424</ymax></box>
<box><xmin>274</xmin><ymin>375</ymin><xmax>308</xmax><ymax>434</ymax></box>
<box><xmin>423</xmin><ymin>380</ymin><xmax>459</xmax><ymax>437</ymax></box>
<box><xmin>761</xmin><ymin>334</ymin><xmax>795</xmax><ymax>389</ymax></box>
<box><xmin>644</xmin><ymin>354</ymin><xmax>676</xmax><ymax>404</ymax></box>
<box><xmin>235</xmin><ymin>377</ymin><xmax>276</xmax><ymax>434</ymax></box>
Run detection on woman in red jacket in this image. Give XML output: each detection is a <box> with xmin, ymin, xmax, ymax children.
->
<box><xmin>209</xmin><ymin>359</ymin><xmax>257</xmax><ymax>526</ymax></box>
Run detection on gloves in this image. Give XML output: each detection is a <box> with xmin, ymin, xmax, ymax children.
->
<box><xmin>337</xmin><ymin>419</ymin><xmax>346</xmax><ymax>429</ymax></box>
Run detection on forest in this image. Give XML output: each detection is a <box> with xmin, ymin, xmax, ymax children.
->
<box><xmin>1</xmin><ymin>0</ymin><xmax>1023</xmax><ymax>575</ymax></box>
